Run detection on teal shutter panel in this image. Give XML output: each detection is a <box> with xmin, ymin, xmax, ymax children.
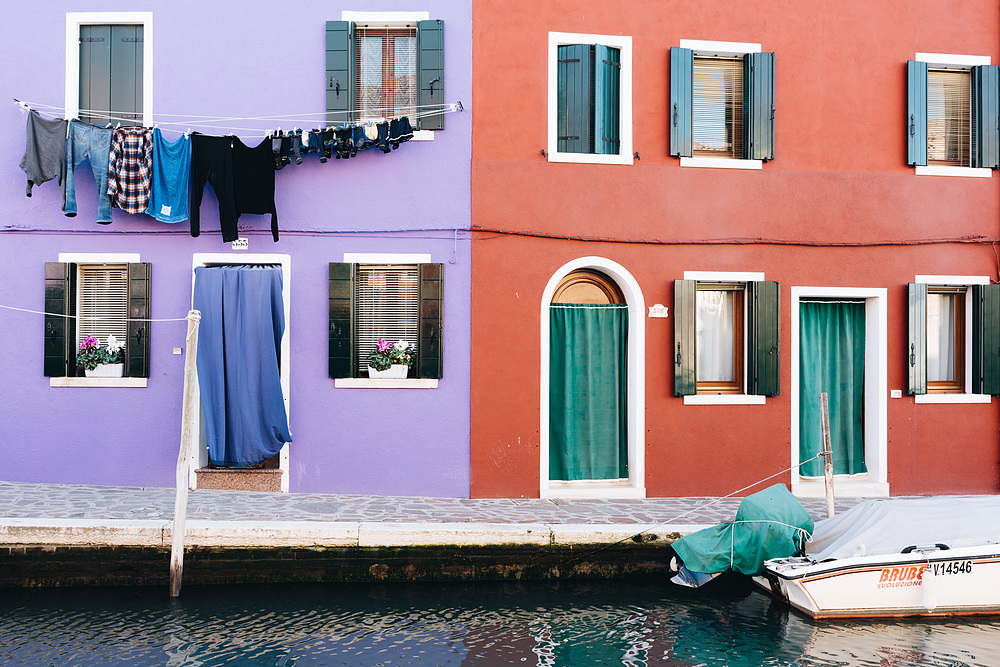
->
<box><xmin>79</xmin><ymin>25</ymin><xmax>142</xmax><ymax>126</ymax></box>
<box><xmin>673</xmin><ymin>279</ymin><xmax>697</xmax><ymax>396</ymax></box>
<box><xmin>744</xmin><ymin>52</ymin><xmax>775</xmax><ymax>161</ymax></box>
<box><xmin>908</xmin><ymin>283</ymin><xmax>927</xmax><ymax>395</ymax></box>
<box><xmin>110</xmin><ymin>25</ymin><xmax>143</xmax><ymax>126</ymax></box>
<box><xmin>972</xmin><ymin>65</ymin><xmax>1000</xmax><ymax>169</ymax></box>
<box><xmin>127</xmin><ymin>262</ymin><xmax>151</xmax><ymax>378</ymax></box>
<box><xmin>329</xmin><ymin>263</ymin><xmax>355</xmax><ymax>379</ymax></box>
<box><xmin>326</xmin><ymin>21</ymin><xmax>355</xmax><ymax>126</ymax></box>
<box><xmin>418</xmin><ymin>20</ymin><xmax>445</xmax><ymax>131</ymax></box>
<box><xmin>44</xmin><ymin>262</ymin><xmax>74</xmax><ymax>377</ymax></box>
<box><xmin>594</xmin><ymin>44</ymin><xmax>621</xmax><ymax>155</ymax></box>
<box><xmin>557</xmin><ymin>44</ymin><xmax>592</xmax><ymax>154</ymax></box>
<box><xmin>748</xmin><ymin>281</ymin><xmax>780</xmax><ymax>396</ymax></box>
<box><xmin>907</xmin><ymin>60</ymin><xmax>928</xmax><ymax>166</ymax></box>
<box><xmin>79</xmin><ymin>25</ymin><xmax>112</xmax><ymax>125</ymax></box>
<box><xmin>418</xmin><ymin>263</ymin><xmax>444</xmax><ymax>379</ymax></box>
<box><xmin>973</xmin><ymin>284</ymin><xmax>1000</xmax><ymax>395</ymax></box>
<box><xmin>669</xmin><ymin>47</ymin><xmax>693</xmax><ymax>157</ymax></box>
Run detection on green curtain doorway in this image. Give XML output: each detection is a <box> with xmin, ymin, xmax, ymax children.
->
<box><xmin>549</xmin><ymin>304</ymin><xmax>628</xmax><ymax>481</ymax></box>
<box><xmin>799</xmin><ymin>300</ymin><xmax>867</xmax><ymax>477</ymax></box>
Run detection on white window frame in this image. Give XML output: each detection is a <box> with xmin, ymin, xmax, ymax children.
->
<box><xmin>679</xmin><ymin>39</ymin><xmax>762</xmax><ymax>170</ymax></box>
<box><xmin>190</xmin><ymin>253</ymin><xmax>292</xmax><ymax>492</ymax></box>
<box><xmin>914</xmin><ymin>52</ymin><xmax>993</xmax><ymax>178</ymax></box>
<box><xmin>791</xmin><ymin>286</ymin><xmax>889</xmax><ymax>498</ymax></box>
<box><xmin>65</xmin><ymin>12</ymin><xmax>153</xmax><ymax>125</ymax></box>
<box><xmin>49</xmin><ymin>252</ymin><xmax>146</xmax><ymax>389</ymax></box>
<box><xmin>342</xmin><ymin>10</ymin><xmax>434</xmax><ymax>142</ymax></box>
<box><xmin>335</xmin><ymin>252</ymin><xmax>439</xmax><ymax>389</ymax></box>
<box><xmin>682</xmin><ymin>270</ymin><xmax>766</xmax><ymax>405</ymax></box>
<box><xmin>915</xmin><ymin>274</ymin><xmax>992</xmax><ymax>404</ymax></box>
<box><xmin>547</xmin><ymin>32</ymin><xmax>634</xmax><ymax>166</ymax></box>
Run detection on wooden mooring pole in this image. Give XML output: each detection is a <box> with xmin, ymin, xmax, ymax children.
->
<box><xmin>819</xmin><ymin>392</ymin><xmax>835</xmax><ymax>519</ymax></box>
<box><xmin>170</xmin><ymin>310</ymin><xmax>201</xmax><ymax>598</ymax></box>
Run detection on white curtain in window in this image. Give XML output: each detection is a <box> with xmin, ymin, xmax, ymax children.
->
<box><xmin>696</xmin><ymin>290</ymin><xmax>735</xmax><ymax>382</ymax></box>
<box><xmin>927</xmin><ymin>293</ymin><xmax>956</xmax><ymax>381</ymax></box>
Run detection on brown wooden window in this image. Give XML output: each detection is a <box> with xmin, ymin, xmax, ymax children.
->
<box><xmin>927</xmin><ymin>69</ymin><xmax>971</xmax><ymax>167</ymax></box>
<box><xmin>356</xmin><ymin>27</ymin><xmax>418</xmax><ymax>124</ymax></box>
<box><xmin>693</xmin><ymin>56</ymin><xmax>744</xmax><ymax>158</ymax></box>
<box><xmin>696</xmin><ymin>284</ymin><xmax>744</xmax><ymax>394</ymax></box>
<box><xmin>927</xmin><ymin>286</ymin><xmax>966</xmax><ymax>393</ymax></box>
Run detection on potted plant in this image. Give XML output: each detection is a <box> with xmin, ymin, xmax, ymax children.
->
<box><xmin>76</xmin><ymin>334</ymin><xmax>125</xmax><ymax>378</ymax></box>
<box><xmin>367</xmin><ymin>338</ymin><xmax>414</xmax><ymax>379</ymax></box>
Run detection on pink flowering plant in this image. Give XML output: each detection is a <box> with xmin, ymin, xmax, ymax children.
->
<box><xmin>367</xmin><ymin>338</ymin><xmax>414</xmax><ymax>371</ymax></box>
<box><xmin>75</xmin><ymin>334</ymin><xmax>125</xmax><ymax>371</ymax></box>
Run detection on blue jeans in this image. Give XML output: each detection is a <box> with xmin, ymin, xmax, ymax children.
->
<box><xmin>63</xmin><ymin>121</ymin><xmax>113</xmax><ymax>223</ymax></box>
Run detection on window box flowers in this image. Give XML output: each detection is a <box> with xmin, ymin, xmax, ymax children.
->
<box><xmin>367</xmin><ymin>339</ymin><xmax>414</xmax><ymax>379</ymax></box>
<box><xmin>76</xmin><ymin>334</ymin><xmax>125</xmax><ymax>378</ymax></box>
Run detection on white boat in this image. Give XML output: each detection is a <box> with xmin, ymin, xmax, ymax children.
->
<box><xmin>754</xmin><ymin>496</ymin><xmax>1000</xmax><ymax>619</ymax></box>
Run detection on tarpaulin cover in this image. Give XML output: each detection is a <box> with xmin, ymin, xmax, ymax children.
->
<box><xmin>672</xmin><ymin>484</ymin><xmax>814</xmax><ymax>576</ymax></box>
<box><xmin>807</xmin><ymin>496</ymin><xmax>1000</xmax><ymax>562</ymax></box>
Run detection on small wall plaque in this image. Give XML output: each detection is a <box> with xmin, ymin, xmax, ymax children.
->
<box><xmin>232</xmin><ymin>238</ymin><xmax>249</xmax><ymax>250</ymax></box>
<box><xmin>648</xmin><ymin>304</ymin><xmax>668</xmax><ymax>318</ymax></box>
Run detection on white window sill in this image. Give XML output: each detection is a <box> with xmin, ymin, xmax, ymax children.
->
<box><xmin>547</xmin><ymin>151</ymin><xmax>634</xmax><ymax>166</ymax></box>
<box><xmin>793</xmin><ymin>477</ymin><xmax>889</xmax><ymax>499</ymax></box>
<box><xmin>50</xmin><ymin>377</ymin><xmax>147</xmax><ymax>388</ymax></box>
<box><xmin>914</xmin><ymin>393</ymin><xmax>991</xmax><ymax>404</ymax></box>
<box><xmin>541</xmin><ymin>483</ymin><xmax>646</xmax><ymax>499</ymax></box>
<box><xmin>684</xmin><ymin>394</ymin><xmax>766</xmax><ymax>405</ymax></box>
<box><xmin>914</xmin><ymin>165</ymin><xmax>992</xmax><ymax>178</ymax></box>
<box><xmin>411</xmin><ymin>130</ymin><xmax>434</xmax><ymax>142</ymax></box>
<box><xmin>680</xmin><ymin>156</ymin><xmax>762</xmax><ymax>170</ymax></box>
<box><xmin>335</xmin><ymin>378</ymin><xmax>438</xmax><ymax>389</ymax></box>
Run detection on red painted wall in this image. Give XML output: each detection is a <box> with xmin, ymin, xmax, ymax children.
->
<box><xmin>470</xmin><ymin>0</ymin><xmax>1000</xmax><ymax>497</ymax></box>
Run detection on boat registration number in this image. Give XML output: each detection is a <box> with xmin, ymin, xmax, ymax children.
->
<box><xmin>931</xmin><ymin>560</ymin><xmax>973</xmax><ymax>576</ymax></box>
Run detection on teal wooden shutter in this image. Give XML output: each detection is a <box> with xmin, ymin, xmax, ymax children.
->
<box><xmin>907</xmin><ymin>60</ymin><xmax>928</xmax><ymax>166</ymax></box>
<box><xmin>669</xmin><ymin>47</ymin><xmax>693</xmax><ymax>158</ymax></box>
<box><xmin>673</xmin><ymin>279</ymin><xmax>697</xmax><ymax>396</ymax></box>
<box><xmin>557</xmin><ymin>44</ymin><xmax>592</xmax><ymax>154</ymax></box>
<box><xmin>44</xmin><ymin>262</ymin><xmax>74</xmax><ymax>377</ymax></box>
<box><xmin>418</xmin><ymin>20</ymin><xmax>445</xmax><ymax>131</ymax></box>
<box><xmin>973</xmin><ymin>284</ymin><xmax>1000</xmax><ymax>394</ymax></box>
<box><xmin>418</xmin><ymin>263</ymin><xmax>444</xmax><ymax>379</ymax></box>
<box><xmin>908</xmin><ymin>283</ymin><xmax>927</xmax><ymax>395</ymax></box>
<box><xmin>126</xmin><ymin>263</ymin><xmax>151</xmax><ymax>378</ymax></box>
<box><xmin>110</xmin><ymin>25</ymin><xmax>143</xmax><ymax>126</ymax></box>
<box><xmin>79</xmin><ymin>24</ymin><xmax>142</xmax><ymax>126</ymax></box>
<box><xmin>972</xmin><ymin>65</ymin><xmax>1000</xmax><ymax>169</ymax></box>
<box><xmin>326</xmin><ymin>21</ymin><xmax>355</xmax><ymax>126</ymax></box>
<box><xmin>594</xmin><ymin>45</ymin><xmax>621</xmax><ymax>155</ymax></box>
<box><xmin>79</xmin><ymin>25</ymin><xmax>111</xmax><ymax>125</ymax></box>
<box><xmin>748</xmin><ymin>281</ymin><xmax>780</xmax><ymax>396</ymax></box>
<box><xmin>329</xmin><ymin>263</ymin><xmax>355</xmax><ymax>379</ymax></box>
<box><xmin>744</xmin><ymin>52</ymin><xmax>775</xmax><ymax>161</ymax></box>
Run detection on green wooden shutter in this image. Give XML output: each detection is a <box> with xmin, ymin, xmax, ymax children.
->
<box><xmin>44</xmin><ymin>262</ymin><xmax>74</xmax><ymax>377</ymax></box>
<box><xmin>557</xmin><ymin>44</ymin><xmax>592</xmax><ymax>154</ymax></box>
<box><xmin>972</xmin><ymin>65</ymin><xmax>1000</xmax><ymax>169</ymax></box>
<box><xmin>79</xmin><ymin>25</ymin><xmax>111</xmax><ymax>125</ymax></box>
<box><xmin>110</xmin><ymin>25</ymin><xmax>143</xmax><ymax>126</ymax></box>
<box><xmin>418</xmin><ymin>19</ymin><xmax>445</xmax><ymax>131</ymax></box>
<box><xmin>594</xmin><ymin>44</ymin><xmax>621</xmax><ymax>155</ymax></box>
<box><xmin>908</xmin><ymin>283</ymin><xmax>927</xmax><ymax>395</ymax></box>
<box><xmin>326</xmin><ymin>21</ymin><xmax>355</xmax><ymax>126</ymax></box>
<box><xmin>744</xmin><ymin>52</ymin><xmax>775</xmax><ymax>161</ymax></box>
<box><xmin>127</xmin><ymin>262</ymin><xmax>151</xmax><ymax>378</ymax></box>
<box><xmin>329</xmin><ymin>263</ymin><xmax>355</xmax><ymax>378</ymax></box>
<box><xmin>418</xmin><ymin>263</ymin><xmax>444</xmax><ymax>379</ymax></box>
<box><xmin>907</xmin><ymin>60</ymin><xmax>928</xmax><ymax>166</ymax></box>
<box><xmin>973</xmin><ymin>284</ymin><xmax>1000</xmax><ymax>394</ymax></box>
<box><xmin>748</xmin><ymin>281</ymin><xmax>780</xmax><ymax>396</ymax></box>
<box><xmin>669</xmin><ymin>47</ymin><xmax>693</xmax><ymax>158</ymax></box>
<box><xmin>673</xmin><ymin>279</ymin><xmax>697</xmax><ymax>396</ymax></box>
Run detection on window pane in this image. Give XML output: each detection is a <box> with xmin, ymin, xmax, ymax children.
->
<box><xmin>928</xmin><ymin>69</ymin><xmax>970</xmax><ymax>166</ymax></box>
<box><xmin>356</xmin><ymin>265</ymin><xmax>419</xmax><ymax>374</ymax></box>
<box><xmin>357</xmin><ymin>28</ymin><xmax>417</xmax><ymax>124</ymax></box>
<box><xmin>78</xmin><ymin>265</ymin><xmax>129</xmax><ymax>348</ymax></box>
<box><xmin>693</xmin><ymin>57</ymin><xmax>743</xmax><ymax>157</ymax></box>
<box><xmin>696</xmin><ymin>290</ymin><xmax>735</xmax><ymax>382</ymax></box>
<box><xmin>927</xmin><ymin>292</ymin><xmax>956</xmax><ymax>382</ymax></box>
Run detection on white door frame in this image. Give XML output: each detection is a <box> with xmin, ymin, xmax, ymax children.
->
<box><xmin>540</xmin><ymin>257</ymin><xmax>646</xmax><ymax>498</ymax></box>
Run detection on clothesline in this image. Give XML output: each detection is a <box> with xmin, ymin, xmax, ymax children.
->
<box><xmin>0</xmin><ymin>303</ymin><xmax>190</xmax><ymax>323</ymax></box>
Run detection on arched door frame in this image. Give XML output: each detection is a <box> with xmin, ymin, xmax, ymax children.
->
<box><xmin>540</xmin><ymin>257</ymin><xmax>646</xmax><ymax>498</ymax></box>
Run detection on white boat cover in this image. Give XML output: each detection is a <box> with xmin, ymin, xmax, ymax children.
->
<box><xmin>806</xmin><ymin>496</ymin><xmax>1000</xmax><ymax>561</ymax></box>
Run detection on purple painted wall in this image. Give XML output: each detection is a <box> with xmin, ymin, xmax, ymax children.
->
<box><xmin>0</xmin><ymin>2</ymin><xmax>472</xmax><ymax>496</ymax></box>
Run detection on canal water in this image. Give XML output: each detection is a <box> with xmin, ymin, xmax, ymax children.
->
<box><xmin>1</xmin><ymin>578</ymin><xmax>998</xmax><ymax>666</ymax></box>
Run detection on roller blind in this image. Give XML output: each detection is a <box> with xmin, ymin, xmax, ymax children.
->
<box><xmin>77</xmin><ymin>265</ymin><xmax>128</xmax><ymax>348</ymax></box>
<box><xmin>355</xmin><ymin>265</ymin><xmax>419</xmax><ymax>374</ymax></box>
<box><xmin>928</xmin><ymin>68</ymin><xmax>971</xmax><ymax>166</ymax></box>
<box><xmin>693</xmin><ymin>56</ymin><xmax>744</xmax><ymax>157</ymax></box>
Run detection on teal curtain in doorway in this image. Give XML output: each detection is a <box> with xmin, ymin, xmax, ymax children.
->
<box><xmin>799</xmin><ymin>301</ymin><xmax>867</xmax><ymax>477</ymax></box>
<box><xmin>549</xmin><ymin>304</ymin><xmax>628</xmax><ymax>481</ymax></box>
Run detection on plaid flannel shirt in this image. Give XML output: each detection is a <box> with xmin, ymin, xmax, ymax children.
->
<box><xmin>107</xmin><ymin>127</ymin><xmax>153</xmax><ymax>215</ymax></box>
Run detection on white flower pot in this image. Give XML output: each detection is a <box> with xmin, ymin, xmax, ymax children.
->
<box><xmin>367</xmin><ymin>364</ymin><xmax>409</xmax><ymax>379</ymax></box>
<box><xmin>85</xmin><ymin>363</ymin><xmax>124</xmax><ymax>378</ymax></box>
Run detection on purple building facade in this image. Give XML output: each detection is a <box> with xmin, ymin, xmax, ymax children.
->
<box><xmin>0</xmin><ymin>1</ymin><xmax>472</xmax><ymax>496</ymax></box>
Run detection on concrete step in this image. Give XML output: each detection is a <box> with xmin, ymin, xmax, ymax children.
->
<box><xmin>194</xmin><ymin>468</ymin><xmax>283</xmax><ymax>492</ymax></box>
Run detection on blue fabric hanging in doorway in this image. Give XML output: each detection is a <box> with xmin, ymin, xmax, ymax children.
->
<box><xmin>193</xmin><ymin>265</ymin><xmax>291</xmax><ymax>467</ymax></box>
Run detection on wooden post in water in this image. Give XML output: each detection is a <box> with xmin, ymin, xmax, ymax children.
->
<box><xmin>170</xmin><ymin>310</ymin><xmax>201</xmax><ymax>598</ymax></box>
<box><xmin>819</xmin><ymin>392</ymin><xmax>835</xmax><ymax>519</ymax></box>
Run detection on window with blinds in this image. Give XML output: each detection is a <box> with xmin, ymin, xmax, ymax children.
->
<box><xmin>355</xmin><ymin>265</ymin><xmax>419</xmax><ymax>375</ymax></box>
<box><xmin>693</xmin><ymin>56</ymin><xmax>744</xmax><ymax>158</ymax></box>
<box><xmin>928</xmin><ymin>69</ymin><xmax>971</xmax><ymax>166</ymax></box>
<box><xmin>356</xmin><ymin>27</ymin><xmax>417</xmax><ymax>124</ymax></box>
<box><xmin>77</xmin><ymin>264</ymin><xmax>129</xmax><ymax>348</ymax></box>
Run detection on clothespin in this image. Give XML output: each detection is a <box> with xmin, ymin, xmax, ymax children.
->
<box><xmin>184</xmin><ymin>128</ymin><xmax>191</xmax><ymax>139</ymax></box>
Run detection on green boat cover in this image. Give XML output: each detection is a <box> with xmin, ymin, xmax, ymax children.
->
<box><xmin>671</xmin><ymin>484</ymin><xmax>814</xmax><ymax>576</ymax></box>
